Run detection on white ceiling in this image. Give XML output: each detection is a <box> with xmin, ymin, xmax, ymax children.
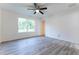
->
<box><xmin>0</xmin><ymin>3</ymin><xmax>79</xmax><ymax>18</ymax></box>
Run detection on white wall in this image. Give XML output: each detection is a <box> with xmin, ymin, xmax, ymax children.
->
<box><xmin>46</xmin><ymin>8</ymin><xmax>79</xmax><ymax>44</ymax></box>
<box><xmin>0</xmin><ymin>9</ymin><xmax>41</xmax><ymax>42</ymax></box>
<box><xmin>0</xmin><ymin>9</ymin><xmax>2</xmax><ymax>42</ymax></box>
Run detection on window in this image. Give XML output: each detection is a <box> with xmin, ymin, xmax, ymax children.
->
<box><xmin>18</xmin><ymin>18</ymin><xmax>35</xmax><ymax>33</ymax></box>
<box><xmin>27</xmin><ymin>20</ymin><xmax>35</xmax><ymax>32</ymax></box>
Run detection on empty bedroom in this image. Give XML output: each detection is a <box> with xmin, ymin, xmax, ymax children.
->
<box><xmin>0</xmin><ymin>3</ymin><xmax>79</xmax><ymax>55</ymax></box>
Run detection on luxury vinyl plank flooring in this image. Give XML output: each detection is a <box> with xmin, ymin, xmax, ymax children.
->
<box><xmin>0</xmin><ymin>37</ymin><xmax>79</xmax><ymax>55</ymax></box>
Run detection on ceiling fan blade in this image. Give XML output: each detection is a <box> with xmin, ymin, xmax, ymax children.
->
<box><xmin>39</xmin><ymin>7</ymin><xmax>47</xmax><ymax>10</ymax></box>
<box><xmin>27</xmin><ymin>9</ymin><xmax>36</xmax><ymax>10</ymax></box>
<box><xmin>34</xmin><ymin>11</ymin><xmax>36</xmax><ymax>14</ymax></box>
<box><xmin>39</xmin><ymin>11</ymin><xmax>44</xmax><ymax>14</ymax></box>
<box><xmin>34</xmin><ymin>3</ymin><xmax>37</xmax><ymax>8</ymax></box>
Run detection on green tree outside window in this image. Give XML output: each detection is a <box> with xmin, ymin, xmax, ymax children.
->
<box><xmin>18</xmin><ymin>18</ymin><xmax>35</xmax><ymax>33</ymax></box>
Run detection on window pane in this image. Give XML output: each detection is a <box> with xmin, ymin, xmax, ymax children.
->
<box><xmin>18</xmin><ymin>18</ymin><xmax>27</xmax><ymax>33</ymax></box>
<box><xmin>18</xmin><ymin>18</ymin><xmax>35</xmax><ymax>33</ymax></box>
<box><xmin>27</xmin><ymin>20</ymin><xmax>35</xmax><ymax>32</ymax></box>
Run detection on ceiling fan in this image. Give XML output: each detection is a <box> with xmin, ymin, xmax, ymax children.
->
<box><xmin>27</xmin><ymin>3</ymin><xmax>47</xmax><ymax>15</ymax></box>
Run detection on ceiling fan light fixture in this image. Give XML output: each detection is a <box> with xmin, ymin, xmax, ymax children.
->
<box><xmin>36</xmin><ymin>10</ymin><xmax>39</xmax><ymax>13</ymax></box>
<box><xmin>27</xmin><ymin>3</ymin><xmax>47</xmax><ymax>15</ymax></box>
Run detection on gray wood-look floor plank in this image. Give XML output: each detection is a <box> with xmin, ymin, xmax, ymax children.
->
<box><xmin>0</xmin><ymin>37</ymin><xmax>79</xmax><ymax>55</ymax></box>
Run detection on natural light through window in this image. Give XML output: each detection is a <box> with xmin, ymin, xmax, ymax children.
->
<box><xmin>18</xmin><ymin>18</ymin><xmax>35</xmax><ymax>33</ymax></box>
